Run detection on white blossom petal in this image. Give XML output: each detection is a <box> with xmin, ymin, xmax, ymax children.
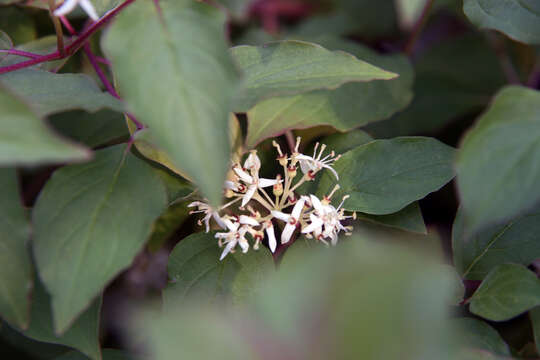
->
<box><xmin>244</xmin><ymin>152</ymin><xmax>261</xmax><ymax>171</ymax></box>
<box><xmin>258</xmin><ymin>178</ymin><xmax>279</xmax><ymax>188</ymax></box>
<box><xmin>224</xmin><ymin>180</ymin><xmax>238</xmax><ymax>191</ymax></box>
<box><xmin>212</xmin><ymin>212</ymin><xmax>227</xmax><ymax>230</ymax></box>
<box><xmin>322</xmin><ymin>164</ymin><xmax>339</xmax><ymax>180</ymax></box>
<box><xmin>302</xmin><ymin>214</ymin><xmax>323</xmax><ymax>234</ymax></box>
<box><xmin>271</xmin><ymin>210</ymin><xmax>290</xmax><ymax>222</ymax></box>
<box><xmin>266</xmin><ymin>224</ymin><xmax>277</xmax><ymax>252</ymax></box>
<box><xmin>239</xmin><ymin>215</ymin><xmax>259</xmax><ymax>226</ymax></box>
<box><xmin>79</xmin><ymin>0</ymin><xmax>99</xmax><ymax>20</ymax></box>
<box><xmin>233</xmin><ymin>166</ymin><xmax>253</xmax><ymax>184</ymax></box>
<box><xmin>238</xmin><ymin>238</ymin><xmax>249</xmax><ymax>253</ymax></box>
<box><xmin>223</xmin><ymin>218</ymin><xmax>239</xmax><ymax>232</ymax></box>
<box><xmin>291</xmin><ymin>197</ymin><xmax>306</xmax><ymax>219</ymax></box>
<box><xmin>281</xmin><ymin>223</ymin><xmax>296</xmax><ymax>244</ymax></box>
<box><xmin>242</xmin><ymin>185</ymin><xmax>257</xmax><ymax>207</ymax></box>
<box><xmin>220</xmin><ymin>241</ymin><xmax>236</xmax><ymax>261</ymax></box>
<box><xmin>309</xmin><ymin>195</ymin><xmax>324</xmax><ymax>214</ymax></box>
<box><xmin>54</xmin><ymin>0</ymin><xmax>80</xmax><ymax>16</ymax></box>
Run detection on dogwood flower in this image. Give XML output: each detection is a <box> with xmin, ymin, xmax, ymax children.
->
<box><xmin>188</xmin><ymin>201</ymin><xmax>226</xmax><ymax>233</ymax></box>
<box><xmin>302</xmin><ymin>194</ymin><xmax>354</xmax><ymax>245</ymax></box>
<box><xmin>271</xmin><ymin>196</ymin><xmax>306</xmax><ymax>244</ymax></box>
<box><xmin>295</xmin><ymin>140</ymin><xmax>341</xmax><ymax>180</ymax></box>
<box><xmin>216</xmin><ymin>218</ymin><xmax>250</xmax><ymax>260</ymax></box>
<box><xmin>233</xmin><ymin>163</ymin><xmax>280</xmax><ymax>207</ymax></box>
<box><xmin>264</xmin><ymin>220</ymin><xmax>277</xmax><ymax>252</ymax></box>
<box><xmin>54</xmin><ymin>0</ymin><xmax>99</xmax><ymax>21</ymax></box>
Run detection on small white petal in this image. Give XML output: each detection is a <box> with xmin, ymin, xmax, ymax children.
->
<box><xmin>241</xmin><ymin>185</ymin><xmax>257</xmax><ymax>207</ymax></box>
<box><xmin>291</xmin><ymin>197</ymin><xmax>306</xmax><ymax>219</ymax></box>
<box><xmin>79</xmin><ymin>0</ymin><xmax>99</xmax><ymax>20</ymax></box>
<box><xmin>53</xmin><ymin>0</ymin><xmax>79</xmax><ymax>16</ymax></box>
<box><xmin>265</xmin><ymin>224</ymin><xmax>277</xmax><ymax>252</ymax></box>
<box><xmin>239</xmin><ymin>215</ymin><xmax>259</xmax><ymax>226</ymax></box>
<box><xmin>244</xmin><ymin>152</ymin><xmax>261</xmax><ymax>171</ymax></box>
<box><xmin>212</xmin><ymin>212</ymin><xmax>227</xmax><ymax>229</ymax></box>
<box><xmin>323</xmin><ymin>164</ymin><xmax>339</xmax><ymax>180</ymax></box>
<box><xmin>271</xmin><ymin>210</ymin><xmax>290</xmax><ymax>222</ymax></box>
<box><xmin>238</xmin><ymin>238</ymin><xmax>249</xmax><ymax>253</ymax></box>
<box><xmin>224</xmin><ymin>180</ymin><xmax>238</xmax><ymax>191</ymax></box>
<box><xmin>233</xmin><ymin>166</ymin><xmax>253</xmax><ymax>184</ymax></box>
<box><xmin>223</xmin><ymin>218</ymin><xmax>239</xmax><ymax>232</ymax></box>
<box><xmin>258</xmin><ymin>178</ymin><xmax>279</xmax><ymax>188</ymax></box>
<box><xmin>281</xmin><ymin>224</ymin><xmax>295</xmax><ymax>244</ymax></box>
<box><xmin>309</xmin><ymin>195</ymin><xmax>324</xmax><ymax>214</ymax></box>
<box><xmin>220</xmin><ymin>241</ymin><xmax>236</xmax><ymax>261</ymax></box>
<box><xmin>302</xmin><ymin>214</ymin><xmax>323</xmax><ymax>234</ymax></box>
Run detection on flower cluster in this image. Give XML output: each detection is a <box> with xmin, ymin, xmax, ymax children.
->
<box><xmin>189</xmin><ymin>137</ymin><xmax>355</xmax><ymax>260</ymax></box>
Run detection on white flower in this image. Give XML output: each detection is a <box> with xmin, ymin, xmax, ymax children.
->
<box><xmin>271</xmin><ymin>197</ymin><xmax>306</xmax><ymax>244</ymax></box>
<box><xmin>264</xmin><ymin>220</ymin><xmax>277</xmax><ymax>253</ymax></box>
<box><xmin>233</xmin><ymin>164</ymin><xmax>280</xmax><ymax>207</ymax></box>
<box><xmin>54</xmin><ymin>0</ymin><xmax>99</xmax><ymax>21</ymax></box>
<box><xmin>244</xmin><ymin>150</ymin><xmax>261</xmax><ymax>172</ymax></box>
<box><xmin>296</xmin><ymin>142</ymin><xmax>341</xmax><ymax>180</ymax></box>
<box><xmin>216</xmin><ymin>218</ymin><xmax>249</xmax><ymax>260</ymax></box>
<box><xmin>302</xmin><ymin>194</ymin><xmax>352</xmax><ymax>245</ymax></box>
<box><xmin>188</xmin><ymin>201</ymin><xmax>226</xmax><ymax>233</ymax></box>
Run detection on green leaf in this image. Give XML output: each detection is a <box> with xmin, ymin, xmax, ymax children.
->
<box><xmin>0</xmin><ymin>7</ymin><xmax>36</xmax><ymax>44</ymax></box>
<box><xmin>16</xmin><ymin>277</ymin><xmax>101</xmax><ymax>360</ymax></box>
<box><xmin>365</xmin><ymin>33</ymin><xmax>505</xmax><ymax>138</ymax></box>
<box><xmin>244</xmin><ymin>38</ymin><xmax>413</xmax><ymax>147</ymax></box>
<box><xmin>453</xmin><ymin>207</ymin><xmax>540</xmax><ymax>280</ymax></box>
<box><xmin>456</xmin><ymin>86</ymin><xmax>540</xmax><ymax>234</ymax></box>
<box><xmin>358</xmin><ymin>202</ymin><xmax>427</xmax><ymax>234</ymax></box>
<box><xmin>464</xmin><ymin>0</ymin><xmax>540</xmax><ymax>44</ymax></box>
<box><xmin>469</xmin><ymin>264</ymin><xmax>540</xmax><ymax>321</ymax></box>
<box><xmin>0</xmin><ymin>36</ymin><xmax>69</xmax><ymax>71</ymax></box>
<box><xmin>54</xmin><ymin>349</ymin><xmax>132</xmax><ymax>360</ymax></box>
<box><xmin>103</xmin><ymin>0</ymin><xmax>238</xmax><ymax>206</ymax></box>
<box><xmin>0</xmin><ymin>85</ymin><xmax>91</xmax><ymax>166</ymax></box>
<box><xmin>0</xmin><ymin>69</ymin><xmax>123</xmax><ymax>116</ymax></box>
<box><xmin>50</xmin><ymin>110</ymin><xmax>129</xmax><ymax>148</ymax></box>
<box><xmin>163</xmin><ymin>232</ymin><xmax>241</xmax><ymax>308</ymax></box>
<box><xmin>317</xmin><ymin>137</ymin><xmax>455</xmax><ymax>215</ymax></box>
<box><xmin>33</xmin><ymin>145</ymin><xmax>167</xmax><ymax>334</ymax></box>
<box><xmin>453</xmin><ymin>318</ymin><xmax>511</xmax><ymax>356</ymax></box>
<box><xmin>91</xmin><ymin>0</ymin><xmax>123</xmax><ymax>16</ymax></box>
<box><xmin>231</xmin><ymin>249</ymin><xmax>274</xmax><ymax>303</ymax></box>
<box><xmin>0</xmin><ymin>169</ymin><xmax>32</xmax><ymax>329</ymax></box>
<box><xmin>231</xmin><ymin>40</ymin><xmax>398</xmax><ymax>111</ymax></box>
<box><xmin>147</xmin><ymin>201</ymin><xmax>191</xmax><ymax>253</ymax></box>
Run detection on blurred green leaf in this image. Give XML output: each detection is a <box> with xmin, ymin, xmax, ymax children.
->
<box><xmin>464</xmin><ymin>0</ymin><xmax>540</xmax><ymax>44</ymax></box>
<box><xmin>453</xmin><ymin>207</ymin><xmax>540</xmax><ymax>280</ymax></box>
<box><xmin>245</xmin><ymin>38</ymin><xmax>413</xmax><ymax>147</ymax></box>
<box><xmin>0</xmin><ymin>168</ymin><xmax>32</xmax><ymax>329</ymax></box>
<box><xmin>231</xmin><ymin>40</ymin><xmax>398</xmax><ymax>111</ymax></box>
<box><xmin>33</xmin><ymin>145</ymin><xmax>167</xmax><ymax>334</ymax></box>
<box><xmin>530</xmin><ymin>306</ymin><xmax>540</xmax><ymax>355</ymax></box>
<box><xmin>456</xmin><ymin>86</ymin><xmax>540</xmax><ymax>235</ymax></box>
<box><xmin>0</xmin><ymin>85</ymin><xmax>91</xmax><ymax>166</ymax></box>
<box><xmin>0</xmin><ymin>36</ymin><xmax>70</xmax><ymax>71</ymax></box>
<box><xmin>0</xmin><ymin>7</ymin><xmax>36</xmax><ymax>44</ymax></box>
<box><xmin>139</xmin><ymin>238</ymin><xmax>457</xmax><ymax>360</ymax></box>
<box><xmin>103</xmin><ymin>0</ymin><xmax>238</xmax><ymax>206</ymax></box>
<box><xmin>0</xmin><ymin>69</ymin><xmax>123</xmax><ymax>116</ymax></box>
<box><xmin>469</xmin><ymin>264</ymin><xmax>540</xmax><ymax>321</ymax></box>
<box><xmin>50</xmin><ymin>110</ymin><xmax>128</xmax><ymax>148</ymax></box>
<box><xmin>54</xmin><ymin>349</ymin><xmax>132</xmax><ymax>360</ymax></box>
<box><xmin>317</xmin><ymin>137</ymin><xmax>455</xmax><ymax>215</ymax></box>
<box><xmin>365</xmin><ymin>33</ymin><xmax>505</xmax><ymax>137</ymax></box>
<box><xmin>147</xmin><ymin>200</ymin><xmax>190</xmax><ymax>253</ymax></box>
<box><xmin>453</xmin><ymin>318</ymin><xmax>511</xmax><ymax>357</ymax></box>
<box><xmin>231</xmin><ymin>247</ymin><xmax>274</xmax><ymax>303</ymax></box>
<box><xmin>163</xmin><ymin>232</ymin><xmax>241</xmax><ymax>309</ymax></box>
<box><xmin>358</xmin><ymin>202</ymin><xmax>427</xmax><ymax>234</ymax></box>
<box><xmin>14</xmin><ymin>277</ymin><xmax>101</xmax><ymax>360</ymax></box>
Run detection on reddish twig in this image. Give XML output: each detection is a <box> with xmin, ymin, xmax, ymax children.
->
<box><xmin>0</xmin><ymin>49</ymin><xmax>41</xmax><ymax>59</ymax></box>
<box><xmin>0</xmin><ymin>0</ymin><xmax>136</xmax><ymax>75</ymax></box>
<box><xmin>404</xmin><ymin>0</ymin><xmax>435</xmax><ymax>56</ymax></box>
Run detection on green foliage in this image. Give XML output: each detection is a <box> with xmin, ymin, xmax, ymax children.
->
<box><xmin>453</xmin><ymin>318</ymin><xmax>511</xmax><ymax>357</ymax></box>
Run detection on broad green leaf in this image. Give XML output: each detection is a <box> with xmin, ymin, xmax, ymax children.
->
<box><xmin>0</xmin><ymin>30</ymin><xmax>12</xmax><ymax>62</ymax></box>
<box><xmin>231</xmin><ymin>40</ymin><xmax>398</xmax><ymax>111</ymax></box>
<box><xmin>0</xmin><ymin>323</ymin><xmax>69</xmax><ymax>360</ymax></box>
<box><xmin>103</xmin><ymin>0</ymin><xmax>238</xmax><ymax>206</ymax></box>
<box><xmin>16</xmin><ymin>278</ymin><xmax>101</xmax><ymax>360</ymax></box>
<box><xmin>50</xmin><ymin>110</ymin><xmax>128</xmax><ymax>148</ymax></box>
<box><xmin>0</xmin><ymin>69</ymin><xmax>123</xmax><ymax>116</ymax></box>
<box><xmin>365</xmin><ymin>33</ymin><xmax>505</xmax><ymax>138</ymax></box>
<box><xmin>456</xmin><ymin>86</ymin><xmax>540</xmax><ymax>234</ymax></box>
<box><xmin>317</xmin><ymin>137</ymin><xmax>455</xmax><ymax>215</ymax></box>
<box><xmin>464</xmin><ymin>0</ymin><xmax>540</xmax><ymax>44</ymax></box>
<box><xmin>358</xmin><ymin>202</ymin><xmax>427</xmax><ymax>234</ymax></box>
<box><xmin>147</xmin><ymin>201</ymin><xmax>191</xmax><ymax>253</ymax></box>
<box><xmin>0</xmin><ymin>36</ymin><xmax>69</xmax><ymax>71</ymax></box>
<box><xmin>33</xmin><ymin>145</ymin><xmax>167</xmax><ymax>333</ymax></box>
<box><xmin>453</xmin><ymin>207</ymin><xmax>540</xmax><ymax>280</ymax></box>
<box><xmin>0</xmin><ymin>169</ymin><xmax>32</xmax><ymax>329</ymax></box>
<box><xmin>453</xmin><ymin>318</ymin><xmax>511</xmax><ymax>356</ymax></box>
<box><xmin>216</xmin><ymin>0</ymin><xmax>250</xmax><ymax>18</ymax></box>
<box><xmin>469</xmin><ymin>264</ymin><xmax>540</xmax><ymax>321</ymax></box>
<box><xmin>54</xmin><ymin>349</ymin><xmax>131</xmax><ymax>360</ymax></box>
<box><xmin>91</xmin><ymin>0</ymin><xmax>122</xmax><ymax>16</ymax></box>
<box><xmin>0</xmin><ymin>7</ymin><xmax>36</xmax><ymax>44</ymax></box>
<box><xmin>164</xmin><ymin>232</ymin><xmax>241</xmax><ymax>308</ymax></box>
<box><xmin>231</xmin><ymin>249</ymin><xmax>274</xmax><ymax>303</ymax></box>
<box><xmin>530</xmin><ymin>306</ymin><xmax>540</xmax><ymax>355</ymax></box>
<box><xmin>245</xmin><ymin>38</ymin><xmax>413</xmax><ymax>147</ymax></box>
<box><xmin>134</xmin><ymin>238</ymin><xmax>457</xmax><ymax>360</ymax></box>
<box><xmin>0</xmin><ymin>85</ymin><xmax>91</xmax><ymax>166</ymax></box>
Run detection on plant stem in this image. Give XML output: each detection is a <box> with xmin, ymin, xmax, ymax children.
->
<box><xmin>0</xmin><ymin>0</ymin><xmax>136</xmax><ymax>75</ymax></box>
<box><xmin>48</xmin><ymin>0</ymin><xmax>65</xmax><ymax>56</ymax></box>
<box><xmin>404</xmin><ymin>0</ymin><xmax>435</xmax><ymax>56</ymax></box>
<box><xmin>486</xmin><ymin>33</ymin><xmax>521</xmax><ymax>85</ymax></box>
<box><xmin>0</xmin><ymin>49</ymin><xmax>41</xmax><ymax>59</ymax></box>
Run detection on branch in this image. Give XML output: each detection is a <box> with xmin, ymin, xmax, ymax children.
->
<box><xmin>0</xmin><ymin>0</ymin><xmax>136</xmax><ymax>75</ymax></box>
<box><xmin>404</xmin><ymin>0</ymin><xmax>435</xmax><ymax>56</ymax></box>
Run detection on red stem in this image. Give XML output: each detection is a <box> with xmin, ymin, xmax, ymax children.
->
<box><xmin>0</xmin><ymin>49</ymin><xmax>42</xmax><ymax>59</ymax></box>
<box><xmin>0</xmin><ymin>0</ymin><xmax>136</xmax><ymax>75</ymax></box>
<box><xmin>404</xmin><ymin>0</ymin><xmax>435</xmax><ymax>56</ymax></box>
